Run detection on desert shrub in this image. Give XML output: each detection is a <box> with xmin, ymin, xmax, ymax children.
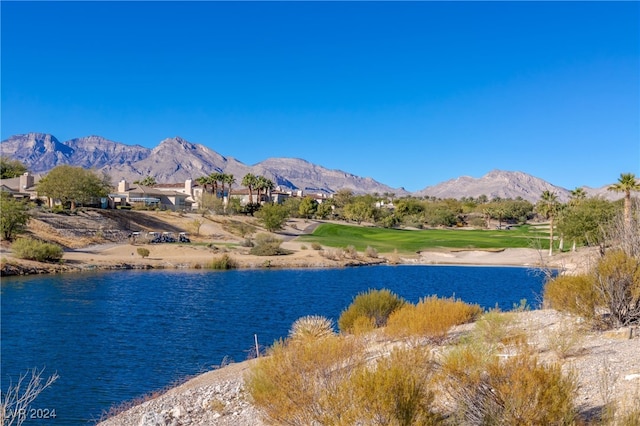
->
<box><xmin>351</xmin><ymin>315</ymin><xmax>376</xmax><ymax>335</ymax></box>
<box><xmin>288</xmin><ymin>315</ymin><xmax>335</xmax><ymax>342</ymax></box>
<box><xmin>442</xmin><ymin>345</ymin><xmax>577</xmax><ymax>425</ymax></box>
<box><xmin>207</xmin><ymin>253</ymin><xmax>236</xmax><ymax>270</ymax></box>
<box><xmin>225</xmin><ymin>221</ymin><xmax>256</xmax><ymax>237</ymax></box>
<box><xmin>470</xmin><ymin>310</ymin><xmax>526</xmax><ymax>350</ymax></box>
<box><xmin>386</xmin><ymin>296</ymin><xmax>482</xmax><ymax>342</ymax></box>
<box><xmin>544</xmin><ymin>274</ymin><xmax>598</xmax><ymax>321</ymax></box>
<box><xmin>344</xmin><ymin>244</ymin><xmax>358</xmax><ymax>259</ymax></box>
<box><xmin>12</xmin><ymin>238</ymin><xmax>63</xmax><ymax>262</ymax></box>
<box><xmin>249</xmin><ymin>233</ymin><xmax>292</xmax><ymax>256</ymax></box>
<box><xmin>136</xmin><ymin>247</ymin><xmax>150</xmax><ymax>258</ymax></box>
<box><xmin>546</xmin><ymin>320</ymin><xmax>584</xmax><ymax>359</ymax></box>
<box><xmin>240</xmin><ymin>238</ymin><xmax>254</xmax><ymax>247</ymax></box>
<box><xmin>364</xmin><ymin>245</ymin><xmax>379</xmax><ymax>258</ymax></box>
<box><xmin>338</xmin><ymin>347</ymin><xmax>442</xmax><ymax>425</ymax></box>
<box><xmin>320</xmin><ymin>248</ymin><xmax>343</xmax><ymax>261</ymax></box>
<box><xmin>592</xmin><ymin>249</ymin><xmax>640</xmax><ymax>327</ymax></box>
<box><xmin>245</xmin><ymin>334</ymin><xmax>363</xmax><ymax>425</ymax></box>
<box><xmin>311</xmin><ymin>242</ymin><xmax>322</xmax><ymax>250</ymax></box>
<box><xmin>300</xmin><ymin>244</ymin><xmax>307</xmax><ymax>250</ymax></box>
<box><xmin>338</xmin><ymin>288</ymin><xmax>406</xmax><ymax>333</ymax></box>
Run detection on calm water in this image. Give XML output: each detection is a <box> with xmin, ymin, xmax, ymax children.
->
<box><xmin>1</xmin><ymin>266</ymin><xmax>546</xmax><ymax>424</ymax></box>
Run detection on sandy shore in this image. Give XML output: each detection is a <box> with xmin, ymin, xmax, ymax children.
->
<box><xmin>1</xmin><ymin>239</ymin><xmax>598</xmax><ymax>276</ymax></box>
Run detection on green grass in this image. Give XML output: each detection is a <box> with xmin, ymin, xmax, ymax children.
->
<box><xmin>297</xmin><ymin>223</ymin><xmax>549</xmax><ymax>254</ymax></box>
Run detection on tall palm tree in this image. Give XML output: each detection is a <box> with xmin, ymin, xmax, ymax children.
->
<box><xmin>536</xmin><ymin>190</ymin><xmax>559</xmax><ymax>256</ymax></box>
<box><xmin>242</xmin><ymin>173</ymin><xmax>258</xmax><ymax>204</ymax></box>
<box><xmin>224</xmin><ymin>174</ymin><xmax>236</xmax><ymax>198</ymax></box>
<box><xmin>608</xmin><ymin>172</ymin><xmax>640</xmax><ymax>226</ymax></box>
<box><xmin>208</xmin><ymin>172</ymin><xmax>222</xmax><ymax>198</ymax></box>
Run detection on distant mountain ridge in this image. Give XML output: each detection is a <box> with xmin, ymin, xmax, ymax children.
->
<box><xmin>1</xmin><ymin>133</ymin><xmax>622</xmax><ymax>202</ymax></box>
<box><xmin>1</xmin><ymin>133</ymin><xmax>408</xmax><ymax>196</ymax></box>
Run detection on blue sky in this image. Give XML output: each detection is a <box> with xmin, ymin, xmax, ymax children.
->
<box><xmin>1</xmin><ymin>1</ymin><xmax>638</xmax><ymax>192</ymax></box>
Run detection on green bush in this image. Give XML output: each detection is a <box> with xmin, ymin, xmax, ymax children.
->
<box><xmin>338</xmin><ymin>288</ymin><xmax>406</xmax><ymax>333</ymax></box>
<box><xmin>136</xmin><ymin>247</ymin><xmax>150</xmax><ymax>258</ymax></box>
<box><xmin>311</xmin><ymin>242</ymin><xmax>322</xmax><ymax>250</ymax></box>
<box><xmin>249</xmin><ymin>234</ymin><xmax>292</xmax><ymax>256</ymax></box>
<box><xmin>12</xmin><ymin>238</ymin><xmax>63</xmax><ymax>262</ymax></box>
<box><xmin>207</xmin><ymin>253</ymin><xmax>237</xmax><ymax>269</ymax></box>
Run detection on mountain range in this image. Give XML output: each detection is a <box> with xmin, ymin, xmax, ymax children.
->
<box><xmin>1</xmin><ymin>133</ymin><xmax>619</xmax><ymax>203</ymax></box>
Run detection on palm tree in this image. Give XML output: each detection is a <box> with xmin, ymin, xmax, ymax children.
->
<box><xmin>608</xmin><ymin>172</ymin><xmax>640</xmax><ymax>226</ymax></box>
<box><xmin>208</xmin><ymin>172</ymin><xmax>222</xmax><ymax>198</ymax></box>
<box><xmin>223</xmin><ymin>173</ymin><xmax>236</xmax><ymax>200</ymax></box>
<box><xmin>256</xmin><ymin>176</ymin><xmax>275</xmax><ymax>203</ymax></box>
<box><xmin>536</xmin><ymin>190</ymin><xmax>559</xmax><ymax>256</ymax></box>
<box><xmin>242</xmin><ymin>173</ymin><xmax>258</xmax><ymax>204</ymax></box>
<box><xmin>196</xmin><ymin>176</ymin><xmax>210</xmax><ymax>194</ymax></box>
<box><xmin>569</xmin><ymin>187</ymin><xmax>586</xmax><ymax>204</ymax></box>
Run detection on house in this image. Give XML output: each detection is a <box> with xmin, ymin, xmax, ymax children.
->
<box><xmin>110</xmin><ymin>180</ymin><xmax>191</xmax><ymax>210</ymax></box>
<box><xmin>0</xmin><ymin>172</ymin><xmax>41</xmax><ymax>200</ymax></box>
<box><xmin>151</xmin><ymin>179</ymin><xmax>201</xmax><ymax>209</ymax></box>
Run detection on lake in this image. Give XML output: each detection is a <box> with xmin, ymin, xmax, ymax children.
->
<box><xmin>1</xmin><ymin>265</ymin><xmax>547</xmax><ymax>424</ymax></box>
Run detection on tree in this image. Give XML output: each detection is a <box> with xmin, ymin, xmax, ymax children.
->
<box><xmin>343</xmin><ymin>200</ymin><xmax>375</xmax><ymax>224</ymax></box>
<box><xmin>242</xmin><ymin>173</ymin><xmax>258</xmax><ymax>204</ymax></box>
<box><xmin>0</xmin><ymin>191</ymin><xmax>31</xmax><ymax>240</ymax></box>
<box><xmin>608</xmin><ymin>172</ymin><xmax>640</xmax><ymax>226</ymax></box>
<box><xmin>569</xmin><ymin>187</ymin><xmax>587</xmax><ymax>204</ymax></box>
<box><xmin>298</xmin><ymin>197</ymin><xmax>318</xmax><ymax>219</ymax></box>
<box><xmin>209</xmin><ymin>172</ymin><xmax>222</xmax><ymax>198</ymax></box>
<box><xmin>36</xmin><ymin>165</ymin><xmax>112</xmax><ymax>210</ymax></box>
<box><xmin>133</xmin><ymin>176</ymin><xmax>156</xmax><ymax>186</ymax></box>
<box><xmin>536</xmin><ymin>190</ymin><xmax>559</xmax><ymax>256</ymax></box>
<box><xmin>256</xmin><ymin>176</ymin><xmax>275</xmax><ymax>202</ymax></box>
<box><xmin>556</xmin><ymin>197</ymin><xmax>615</xmax><ymax>253</ymax></box>
<box><xmin>316</xmin><ymin>201</ymin><xmax>334</xmax><ymax>220</ymax></box>
<box><xmin>196</xmin><ymin>176</ymin><xmax>210</xmax><ymax>195</ymax></box>
<box><xmin>0</xmin><ymin>157</ymin><xmax>28</xmax><ymax>179</ymax></box>
<box><xmin>255</xmin><ymin>203</ymin><xmax>289</xmax><ymax>232</ymax></box>
<box><xmin>223</xmin><ymin>173</ymin><xmax>236</xmax><ymax>198</ymax></box>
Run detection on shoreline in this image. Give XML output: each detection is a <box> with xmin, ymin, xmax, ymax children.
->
<box><xmin>1</xmin><ymin>242</ymin><xmax>597</xmax><ymax>277</ymax></box>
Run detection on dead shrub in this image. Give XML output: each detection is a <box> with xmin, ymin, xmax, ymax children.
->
<box><xmin>344</xmin><ymin>244</ymin><xmax>358</xmax><ymax>259</ymax></box>
<box><xmin>365</xmin><ymin>245</ymin><xmax>379</xmax><ymax>258</ymax></box>
<box><xmin>386</xmin><ymin>296</ymin><xmax>482</xmax><ymax>343</ymax></box>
